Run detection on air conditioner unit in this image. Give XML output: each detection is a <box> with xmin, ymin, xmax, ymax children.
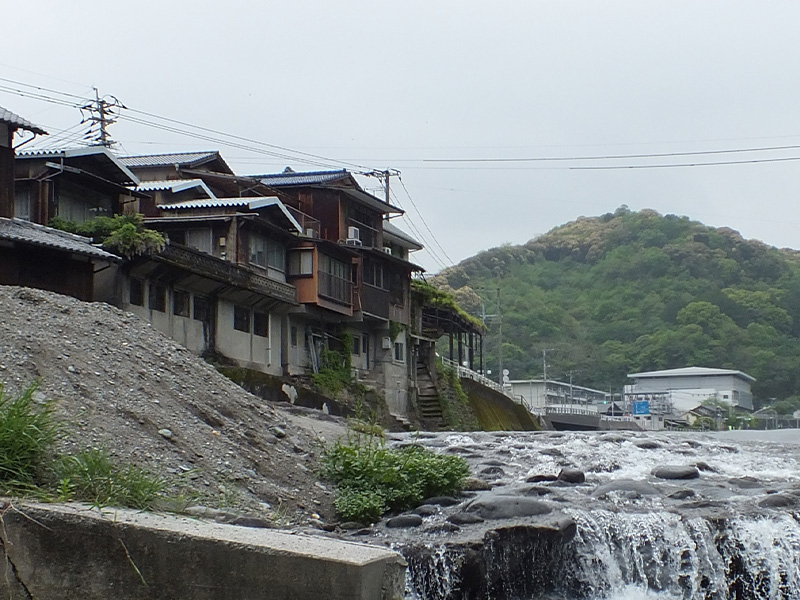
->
<box><xmin>347</xmin><ymin>226</ymin><xmax>360</xmax><ymax>241</ymax></box>
<box><xmin>382</xmin><ymin>246</ymin><xmax>392</xmax><ymax>254</ymax></box>
<box><xmin>304</xmin><ymin>228</ymin><xmax>317</xmax><ymax>238</ymax></box>
<box><xmin>381</xmin><ymin>336</ymin><xmax>392</xmax><ymax>350</ymax></box>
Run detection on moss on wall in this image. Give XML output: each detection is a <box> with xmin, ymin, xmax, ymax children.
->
<box><xmin>460</xmin><ymin>379</ymin><xmax>540</xmax><ymax>431</ymax></box>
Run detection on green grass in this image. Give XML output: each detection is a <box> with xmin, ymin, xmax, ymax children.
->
<box><xmin>321</xmin><ymin>432</ymin><xmax>469</xmax><ymax>522</ymax></box>
<box><xmin>0</xmin><ymin>382</ymin><xmax>60</xmax><ymax>488</ymax></box>
<box><xmin>0</xmin><ymin>381</ymin><xmax>167</xmax><ymax>510</ymax></box>
<box><xmin>53</xmin><ymin>449</ymin><xmax>166</xmax><ymax>510</ymax></box>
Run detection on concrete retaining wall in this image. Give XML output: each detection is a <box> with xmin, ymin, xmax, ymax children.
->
<box><xmin>0</xmin><ymin>501</ymin><xmax>406</xmax><ymax>600</ymax></box>
<box><xmin>461</xmin><ymin>379</ymin><xmax>540</xmax><ymax>431</ymax></box>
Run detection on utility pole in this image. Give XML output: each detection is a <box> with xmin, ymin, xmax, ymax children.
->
<box><xmin>365</xmin><ymin>169</ymin><xmax>400</xmax><ymax>204</ymax></box>
<box><xmin>542</xmin><ymin>348</ymin><xmax>554</xmax><ymax>404</ymax></box>
<box><xmin>80</xmin><ymin>88</ymin><xmax>123</xmax><ymax>148</ymax></box>
<box><xmin>477</xmin><ymin>286</ymin><xmax>503</xmax><ymax>384</ymax></box>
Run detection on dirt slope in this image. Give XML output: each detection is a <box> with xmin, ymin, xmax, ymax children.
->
<box><xmin>0</xmin><ymin>285</ymin><xmax>347</xmax><ymax>524</ymax></box>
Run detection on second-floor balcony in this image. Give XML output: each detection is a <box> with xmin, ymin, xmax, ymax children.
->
<box><xmin>159</xmin><ymin>244</ymin><xmax>297</xmax><ymax>305</ymax></box>
<box><xmin>318</xmin><ymin>269</ymin><xmax>352</xmax><ymax>306</ymax></box>
<box><xmin>285</xmin><ymin>205</ymin><xmax>321</xmax><ymax>239</ymax></box>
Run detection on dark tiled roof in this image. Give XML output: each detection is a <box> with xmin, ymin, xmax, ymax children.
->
<box><xmin>254</xmin><ymin>169</ymin><xmax>349</xmax><ymax>187</ymax></box>
<box><xmin>0</xmin><ymin>106</ymin><xmax>47</xmax><ymax>135</ymax></box>
<box><xmin>383</xmin><ymin>221</ymin><xmax>423</xmax><ymax>249</ymax></box>
<box><xmin>0</xmin><ymin>218</ymin><xmax>120</xmax><ymax>262</ymax></box>
<box><xmin>119</xmin><ymin>151</ymin><xmax>223</xmax><ymax>169</ymax></box>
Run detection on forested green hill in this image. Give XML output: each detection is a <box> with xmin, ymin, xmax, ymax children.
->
<box><xmin>430</xmin><ymin>207</ymin><xmax>800</xmax><ymax>411</ymax></box>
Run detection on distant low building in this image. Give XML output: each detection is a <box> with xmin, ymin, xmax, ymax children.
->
<box><xmin>508</xmin><ymin>379</ymin><xmax>610</xmax><ymax>414</ymax></box>
<box><xmin>625</xmin><ymin>366</ymin><xmax>755</xmax><ymax>414</ymax></box>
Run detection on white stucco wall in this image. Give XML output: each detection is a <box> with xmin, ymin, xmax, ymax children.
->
<box><xmin>215</xmin><ymin>301</ymin><xmax>280</xmax><ymax>375</ymax></box>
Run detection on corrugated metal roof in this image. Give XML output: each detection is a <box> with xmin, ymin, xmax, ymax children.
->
<box><xmin>383</xmin><ymin>221</ymin><xmax>422</xmax><ymax>250</ymax></box>
<box><xmin>16</xmin><ymin>146</ymin><xmax>140</xmax><ymax>185</ymax></box>
<box><xmin>255</xmin><ymin>169</ymin><xmax>349</xmax><ymax>187</ymax></box>
<box><xmin>627</xmin><ymin>366</ymin><xmax>756</xmax><ymax>382</ymax></box>
<box><xmin>0</xmin><ymin>218</ymin><xmax>120</xmax><ymax>262</ymax></box>
<box><xmin>159</xmin><ymin>197</ymin><xmax>302</xmax><ymax>232</ymax></box>
<box><xmin>135</xmin><ymin>179</ymin><xmax>216</xmax><ymax>198</ymax></box>
<box><xmin>255</xmin><ymin>169</ymin><xmax>403</xmax><ymax>215</ymax></box>
<box><xmin>119</xmin><ymin>151</ymin><xmax>223</xmax><ymax>169</ymax></box>
<box><xmin>0</xmin><ymin>107</ymin><xmax>47</xmax><ymax>135</ymax></box>
<box><xmin>159</xmin><ymin>197</ymin><xmax>256</xmax><ymax>210</ymax></box>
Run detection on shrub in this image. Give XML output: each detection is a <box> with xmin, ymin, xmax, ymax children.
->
<box><xmin>50</xmin><ymin>214</ymin><xmax>166</xmax><ymax>258</ymax></box>
<box><xmin>313</xmin><ymin>346</ymin><xmax>352</xmax><ymax>396</ymax></box>
<box><xmin>321</xmin><ymin>434</ymin><xmax>469</xmax><ymax>522</ymax></box>
<box><xmin>53</xmin><ymin>448</ymin><xmax>165</xmax><ymax>510</ymax></box>
<box><xmin>0</xmin><ymin>382</ymin><xmax>60</xmax><ymax>486</ymax></box>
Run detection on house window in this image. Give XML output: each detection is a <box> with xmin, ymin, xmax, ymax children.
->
<box><xmin>129</xmin><ymin>278</ymin><xmax>144</xmax><ymax>306</ymax></box>
<box><xmin>363</xmin><ymin>257</ymin><xmax>387</xmax><ymax>290</ymax></box>
<box><xmin>352</xmin><ymin>335</ymin><xmax>361</xmax><ymax>355</ymax></box>
<box><xmin>193</xmin><ymin>296</ymin><xmax>210</xmax><ymax>322</ymax></box>
<box><xmin>173</xmin><ymin>290</ymin><xmax>190</xmax><ymax>317</ymax></box>
<box><xmin>394</xmin><ymin>341</ymin><xmax>405</xmax><ymax>363</ymax></box>
<box><xmin>186</xmin><ymin>229</ymin><xmax>213</xmax><ymax>254</ymax></box>
<box><xmin>290</xmin><ymin>326</ymin><xmax>299</xmax><ymax>347</ymax></box>
<box><xmin>14</xmin><ymin>186</ymin><xmax>32</xmax><ymax>221</ymax></box>
<box><xmin>253</xmin><ymin>312</ymin><xmax>269</xmax><ymax>337</ymax></box>
<box><xmin>319</xmin><ymin>255</ymin><xmax>352</xmax><ymax>304</ymax></box>
<box><xmin>148</xmin><ymin>284</ymin><xmax>166</xmax><ymax>312</ymax></box>
<box><xmin>289</xmin><ymin>249</ymin><xmax>314</xmax><ymax>276</ymax></box>
<box><xmin>249</xmin><ymin>234</ymin><xmax>285</xmax><ymax>272</ymax></box>
<box><xmin>234</xmin><ymin>305</ymin><xmax>250</xmax><ymax>332</ymax></box>
<box><xmin>57</xmin><ymin>180</ymin><xmax>113</xmax><ymax>223</ymax></box>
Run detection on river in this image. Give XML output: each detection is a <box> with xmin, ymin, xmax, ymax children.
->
<box><xmin>383</xmin><ymin>429</ymin><xmax>800</xmax><ymax>600</ymax></box>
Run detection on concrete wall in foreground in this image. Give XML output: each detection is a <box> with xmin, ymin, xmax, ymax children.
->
<box><xmin>0</xmin><ymin>502</ymin><xmax>406</xmax><ymax>600</ymax></box>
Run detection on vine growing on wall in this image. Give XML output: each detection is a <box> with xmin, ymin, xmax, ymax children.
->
<box><xmin>312</xmin><ymin>331</ymin><xmax>354</xmax><ymax>397</ymax></box>
<box><xmin>388</xmin><ymin>321</ymin><xmax>405</xmax><ymax>342</ymax></box>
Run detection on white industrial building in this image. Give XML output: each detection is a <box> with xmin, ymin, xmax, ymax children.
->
<box><xmin>509</xmin><ymin>379</ymin><xmax>610</xmax><ymax>414</ymax></box>
<box><xmin>625</xmin><ymin>367</ymin><xmax>755</xmax><ymax>415</ymax></box>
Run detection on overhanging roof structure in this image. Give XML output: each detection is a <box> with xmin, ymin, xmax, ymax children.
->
<box><xmin>627</xmin><ymin>366</ymin><xmax>756</xmax><ymax>383</ymax></box>
<box><xmin>158</xmin><ymin>197</ymin><xmax>302</xmax><ymax>232</ymax></box>
<box><xmin>0</xmin><ymin>217</ymin><xmax>119</xmax><ymax>262</ymax></box>
<box><xmin>0</xmin><ymin>106</ymin><xmax>47</xmax><ymax>135</ymax></box>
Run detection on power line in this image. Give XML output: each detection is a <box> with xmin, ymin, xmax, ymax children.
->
<box><xmin>386</xmin><ymin>188</ymin><xmax>448</xmax><ymax>271</ymax></box>
<box><xmin>0</xmin><ymin>78</ymin><xmax>372</xmax><ymax>172</ymax></box>
<box><xmin>397</xmin><ymin>176</ymin><xmax>455</xmax><ymax>266</ymax></box>
<box><xmin>119</xmin><ymin>105</ymin><xmax>373</xmax><ymax>173</ymax></box>
<box><xmin>0</xmin><ymin>76</ymin><xmax>93</xmax><ymax>102</ymax></box>
<box><xmin>420</xmin><ymin>144</ymin><xmax>800</xmax><ymax>163</ymax></box>
<box><xmin>571</xmin><ymin>156</ymin><xmax>800</xmax><ymax>170</ymax></box>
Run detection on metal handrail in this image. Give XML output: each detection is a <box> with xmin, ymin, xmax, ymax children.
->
<box><xmin>439</xmin><ymin>355</ymin><xmax>520</xmax><ymax>402</ymax></box>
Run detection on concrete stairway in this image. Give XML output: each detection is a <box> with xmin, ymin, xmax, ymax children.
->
<box><xmin>415</xmin><ymin>358</ymin><xmax>446</xmax><ymax>428</ymax></box>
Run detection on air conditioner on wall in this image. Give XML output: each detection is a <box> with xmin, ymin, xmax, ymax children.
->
<box><xmin>381</xmin><ymin>336</ymin><xmax>392</xmax><ymax>350</ymax></box>
<box><xmin>382</xmin><ymin>246</ymin><xmax>392</xmax><ymax>254</ymax></box>
<box><xmin>346</xmin><ymin>226</ymin><xmax>361</xmax><ymax>245</ymax></box>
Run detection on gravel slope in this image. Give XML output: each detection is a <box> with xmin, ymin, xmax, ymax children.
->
<box><xmin>0</xmin><ymin>285</ymin><xmax>347</xmax><ymax>525</ymax></box>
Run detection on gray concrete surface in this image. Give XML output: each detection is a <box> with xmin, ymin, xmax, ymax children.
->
<box><xmin>0</xmin><ymin>501</ymin><xmax>406</xmax><ymax>599</ymax></box>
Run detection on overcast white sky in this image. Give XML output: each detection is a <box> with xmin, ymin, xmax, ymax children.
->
<box><xmin>5</xmin><ymin>1</ymin><xmax>800</xmax><ymax>272</ymax></box>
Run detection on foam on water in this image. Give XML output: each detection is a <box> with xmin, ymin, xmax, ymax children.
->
<box><xmin>401</xmin><ymin>430</ymin><xmax>800</xmax><ymax>600</ymax></box>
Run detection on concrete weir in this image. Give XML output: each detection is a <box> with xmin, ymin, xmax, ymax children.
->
<box><xmin>0</xmin><ymin>501</ymin><xmax>406</xmax><ymax>600</ymax></box>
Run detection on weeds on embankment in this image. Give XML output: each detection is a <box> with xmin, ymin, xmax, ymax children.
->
<box><xmin>0</xmin><ymin>382</ymin><xmax>165</xmax><ymax>510</ymax></box>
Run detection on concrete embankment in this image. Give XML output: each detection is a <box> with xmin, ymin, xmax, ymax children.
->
<box><xmin>461</xmin><ymin>379</ymin><xmax>540</xmax><ymax>431</ymax></box>
<box><xmin>0</xmin><ymin>501</ymin><xmax>406</xmax><ymax>600</ymax></box>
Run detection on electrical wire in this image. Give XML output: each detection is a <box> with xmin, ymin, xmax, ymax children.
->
<box><xmin>397</xmin><ymin>176</ymin><xmax>455</xmax><ymax>266</ymax></box>
<box><xmin>120</xmin><ymin>105</ymin><xmax>373</xmax><ymax>173</ymax></box>
<box><xmin>420</xmin><ymin>144</ymin><xmax>800</xmax><ymax>163</ymax></box>
<box><xmin>570</xmin><ymin>156</ymin><xmax>800</xmax><ymax>170</ymax></box>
